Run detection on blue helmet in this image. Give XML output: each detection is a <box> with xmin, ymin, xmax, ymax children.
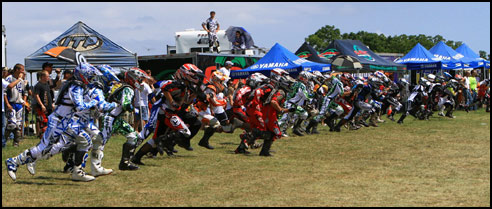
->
<box><xmin>443</xmin><ymin>72</ymin><xmax>453</xmax><ymax>81</ymax></box>
<box><xmin>74</xmin><ymin>63</ymin><xmax>101</xmax><ymax>84</ymax></box>
<box><xmin>97</xmin><ymin>65</ymin><xmax>120</xmax><ymax>85</ymax></box>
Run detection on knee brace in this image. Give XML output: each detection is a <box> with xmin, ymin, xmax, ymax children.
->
<box><xmin>75</xmin><ymin>131</ymin><xmax>93</xmax><ymax>152</ymax></box>
<box><xmin>125</xmin><ymin>131</ymin><xmax>137</xmax><ymax>145</ymax></box>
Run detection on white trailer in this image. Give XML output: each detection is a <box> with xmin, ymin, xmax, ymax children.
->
<box><xmin>174</xmin><ymin>28</ymin><xmax>232</xmax><ymax>54</ymax></box>
<box><xmin>171</xmin><ymin>28</ymin><xmax>266</xmax><ymax>55</ymax></box>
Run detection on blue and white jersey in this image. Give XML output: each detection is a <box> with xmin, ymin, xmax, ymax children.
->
<box><xmin>203</xmin><ymin>17</ymin><xmax>219</xmax><ymax>34</ymax></box>
<box><xmin>5</xmin><ymin>75</ymin><xmax>27</xmax><ymax>104</ymax></box>
<box><xmin>74</xmin><ymin>87</ymin><xmax>115</xmax><ymax>121</ymax></box>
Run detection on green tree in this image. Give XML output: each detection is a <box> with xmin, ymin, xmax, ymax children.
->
<box><xmin>305</xmin><ymin>25</ymin><xmax>341</xmax><ymax>51</ymax></box>
<box><xmin>305</xmin><ymin>25</ymin><xmax>470</xmax><ymax>55</ymax></box>
<box><xmin>479</xmin><ymin>50</ymin><xmax>489</xmax><ymax>60</ymax></box>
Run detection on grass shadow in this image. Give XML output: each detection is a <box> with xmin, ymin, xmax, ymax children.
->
<box><xmin>219</xmin><ymin>142</ymin><xmax>238</xmax><ymax>145</ymax></box>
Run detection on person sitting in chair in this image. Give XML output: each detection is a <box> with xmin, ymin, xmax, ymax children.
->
<box><xmin>232</xmin><ymin>31</ymin><xmax>246</xmax><ymax>54</ymax></box>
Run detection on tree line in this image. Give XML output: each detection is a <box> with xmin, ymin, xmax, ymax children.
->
<box><xmin>305</xmin><ymin>25</ymin><xmax>490</xmax><ymax>60</ymax></box>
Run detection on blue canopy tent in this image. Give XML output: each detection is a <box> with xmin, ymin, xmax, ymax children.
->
<box><xmin>395</xmin><ymin>43</ymin><xmax>444</xmax><ymax>71</ymax></box>
<box><xmin>428</xmin><ymin>41</ymin><xmax>474</xmax><ymax>71</ymax></box>
<box><xmin>230</xmin><ymin>43</ymin><xmax>330</xmax><ymax>79</ymax></box>
<box><xmin>455</xmin><ymin>43</ymin><xmax>486</xmax><ymax>69</ymax></box>
<box><xmin>25</xmin><ymin>21</ymin><xmax>138</xmax><ymax>72</ymax></box>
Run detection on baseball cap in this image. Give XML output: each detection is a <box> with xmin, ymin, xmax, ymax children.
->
<box><xmin>225</xmin><ymin>61</ymin><xmax>234</xmax><ymax>66</ymax></box>
<box><xmin>42</xmin><ymin>62</ymin><xmax>53</xmax><ymax>69</ymax></box>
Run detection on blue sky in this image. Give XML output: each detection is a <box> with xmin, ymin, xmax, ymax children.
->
<box><xmin>2</xmin><ymin>2</ymin><xmax>490</xmax><ymax>75</ymax></box>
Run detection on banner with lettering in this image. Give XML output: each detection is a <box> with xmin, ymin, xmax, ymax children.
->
<box><xmin>25</xmin><ymin>21</ymin><xmax>138</xmax><ymax>71</ymax></box>
<box><xmin>230</xmin><ymin>43</ymin><xmax>330</xmax><ymax>79</ymax></box>
<box><xmin>321</xmin><ymin>39</ymin><xmax>406</xmax><ymax>72</ymax></box>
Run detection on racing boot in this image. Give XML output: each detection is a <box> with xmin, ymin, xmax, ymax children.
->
<box><xmin>376</xmin><ymin>115</ymin><xmax>385</xmax><ymax>123</ymax></box>
<box><xmin>304</xmin><ymin>120</ymin><xmax>314</xmax><ymax>134</ymax></box>
<box><xmin>369</xmin><ymin>113</ymin><xmax>379</xmax><ymax>127</ymax></box>
<box><xmin>397</xmin><ymin>114</ymin><xmax>407</xmax><ymax>124</ymax></box>
<box><xmin>132</xmin><ymin>142</ymin><xmax>153</xmax><ymax>165</ymax></box>
<box><xmin>198</xmin><ymin>127</ymin><xmax>215</xmax><ymax>150</ymax></box>
<box><xmin>333</xmin><ymin>118</ymin><xmax>348</xmax><ymax>132</ymax></box>
<box><xmin>234</xmin><ymin>138</ymin><xmax>251</xmax><ymax>154</ymax></box>
<box><xmin>72</xmin><ymin>151</ymin><xmax>95</xmax><ymax>182</ymax></box>
<box><xmin>259</xmin><ymin>138</ymin><xmax>274</xmax><ymax>157</ymax></box>
<box><xmin>91</xmin><ymin>149</ymin><xmax>113</xmax><ymax>177</ymax></box>
<box><xmin>119</xmin><ymin>142</ymin><xmax>139</xmax><ymax>170</ymax></box>
<box><xmin>13</xmin><ymin>129</ymin><xmax>21</xmax><ymax>147</ymax></box>
<box><xmin>309</xmin><ymin>119</ymin><xmax>320</xmax><ymax>134</ymax></box>
<box><xmin>5</xmin><ymin>149</ymin><xmax>35</xmax><ymax>181</ymax></box>
<box><xmin>26</xmin><ymin>161</ymin><xmax>36</xmax><ymax>175</ymax></box>
<box><xmin>325</xmin><ymin>114</ymin><xmax>337</xmax><ymax>131</ymax></box>
<box><xmin>387</xmin><ymin>112</ymin><xmax>396</xmax><ymax>121</ymax></box>
<box><xmin>292</xmin><ymin>120</ymin><xmax>305</xmax><ymax>136</ymax></box>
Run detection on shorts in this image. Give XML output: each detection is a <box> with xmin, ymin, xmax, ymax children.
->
<box><xmin>134</xmin><ymin>106</ymin><xmax>150</xmax><ymax>121</ymax></box>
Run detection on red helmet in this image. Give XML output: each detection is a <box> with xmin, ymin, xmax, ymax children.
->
<box><xmin>174</xmin><ymin>63</ymin><xmax>203</xmax><ymax>85</ymax></box>
<box><xmin>130</xmin><ymin>67</ymin><xmax>150</xmax><ymax>80</ymax></box>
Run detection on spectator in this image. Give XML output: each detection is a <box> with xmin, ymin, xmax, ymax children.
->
<box><xmin>5</xmin><ymin>64</ymin><xmax>28</xmax><ymax>147</ymax></box>
<box><xmin>145</xmin><ymin>69</ymin><xmax>152</xmax><ymax>77</ymax></box>
<box><xmin>22</xmin><ymin>71</ymin><xmax>32</xmax><ymax>137</ymax></box>
<box><xmin>202</xmin><ymin>11</ymin><xmax>220</xmax><ymax>53</ymax></box>
<box><xmin>2</xmin><ymin>67</ymin><xmax>23</xmax><ymax>148</ymax></box>
<box><xmin>232</xmin><ymin>31</ymin><xmax>246</xmax><ymax>54</ymax></box>
<box><xmin>218</xmin><ymin>61</ymin><xmax>233</xmax><ymax>85</ymax></box>
<box><xmin>133</xmin><ymin>77</ymin><xmax>152</xmax><ymax>132</ymax></box>
<box><xmin>468</xmin><ymin>70</ymin><xmax>479</xmax><ymax>111</ymax></box>
<box><xmin>41</xmin><ymin>62</ymin><xmax>61</xmax><ymax>99</ymax></box>
<box><xmin>463</xmin><ymin>71</ymin><xmax>472</xmax><ymax>112</ymax></box>
<box><xmin>55</xmin><ymin>69</ymin><xmax>73</xmax><ymax>90</ymax></box>
<box><xmin>33</xmin><ymin>70</ymin><xmax>54</xmax><ymax>138</ymax></box>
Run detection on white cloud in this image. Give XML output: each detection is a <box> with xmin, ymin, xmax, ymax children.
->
<box><xmin>40</xmin><ymin>31</ymin><xmax>63</xmax><ymax>43</ymax></box>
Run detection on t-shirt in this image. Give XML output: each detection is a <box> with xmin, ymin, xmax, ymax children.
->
<box><xmin>464</xmin><ymin>77</ymin><xmax>470</xmax><ymax>89</ymax></box>
<box><xmin>134</xmin><ymin>82</ymin><xmax>152</xmax><ymax>107</ymax></box>
<box><xmin>140</xmin><ymin>82</ymin><xmax>152</xmax><ymax>106</ymax></box>
<box><xmin>5</xmin><ymin>75</ymin><xmax>27</xmax><ymax>104</ymax></box>
<box><xmin>203</xmin><ymin>17</ymin><xmax>219</xmax><ymax>34</ymax></box>
<box><xmin>2</xmin><ymin>78</ymin><xmax>9</xmax><ymax>112</ymax></box>
<box><xmin>218</xmin><ymin>67</ymin><xmax>231</xmax><ymax>83</ymax></box>
<box><xmin>469</xmin><ymin>77</ymin><xmax>478</xmax><ymax>91</ymax></box>
<box><xmin>33</xmin><ymin>82</ymin><xmax>53</xmax><ymax>111</ymax></box>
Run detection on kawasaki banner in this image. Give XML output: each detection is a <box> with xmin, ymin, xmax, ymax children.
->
<box><xmin>320</xmin><ymin>39</ymin><xmax>406</xmax><ymax>72</ymax></box>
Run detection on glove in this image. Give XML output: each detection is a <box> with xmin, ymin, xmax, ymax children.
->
<box><xmin>288</xmin><ymin>107</ymin><xmax>296</xmax><ymax>112</ymax></box>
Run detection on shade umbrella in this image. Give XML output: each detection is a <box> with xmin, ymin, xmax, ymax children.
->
<box><xmin>225</xmin><ymin>26</ymin><xmax>255</xmax><ymax>49</ymax></box>
<box><xmin>44</xmin><ymin>46</ymin><xmax>88</xmax><ymax>65</ymax></box>
<box><xmin>330</xmin><ymin>55</ymin><xmax>363</xmax><ymax>71</ymax></box>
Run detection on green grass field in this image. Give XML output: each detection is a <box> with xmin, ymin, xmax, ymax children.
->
<box><xmin>2</xmin><ymin>110</ymin><xmax>490</xmax><ymax>207</ymax></box>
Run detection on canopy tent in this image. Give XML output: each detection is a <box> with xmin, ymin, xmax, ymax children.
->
<box><xmin>395</xmin><ymin>43</ymin><xmax>445</xmax><ymax>70</ymax></box>
<box><xmin>428</xmin><ymin>41</ymin><xmax>474</xmax><ymax>70</ymax></box>
<box><xmin>25</xmin><ymin>21</ymin><xmax>138</xmax><ymax>72</ymax></box>
<box><xmin>230</xmin><ymin>43</ymin><xmax>330</xmax><ymax>79</ymax></box>
<box><xmin>295</xmin><ymin>42</ymin><xmax>332</xmax><ymax>64</ymax></box>
<box><xmin>319</xmin><ymin>39</ymin><xmax>406</xmax><ymax>72</ymax></box>
<box><xmin>455</xmin><ymin>43</ymin><xmax>486</xmax><ymax>68</ymax></box>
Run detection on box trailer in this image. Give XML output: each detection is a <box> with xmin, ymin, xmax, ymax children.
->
<box><xmin>138</xmin><ymin>52</ymin><xmax>263</xmax><ymax>80</ymax></box>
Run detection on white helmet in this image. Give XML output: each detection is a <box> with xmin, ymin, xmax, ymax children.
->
<box><xmin>427</xmin><ymin>74</ymin><xmax>436</xmax><ymax>82</ymax></box>
<box><xmin>270</xmin><ymin>68</ymin><xmax>293</xmax><ymax>90</ymax></box>
<box><xmin>246</xmin><ymin>72</ymin><xmax>268</xmax><ymax>88</ymax></box>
